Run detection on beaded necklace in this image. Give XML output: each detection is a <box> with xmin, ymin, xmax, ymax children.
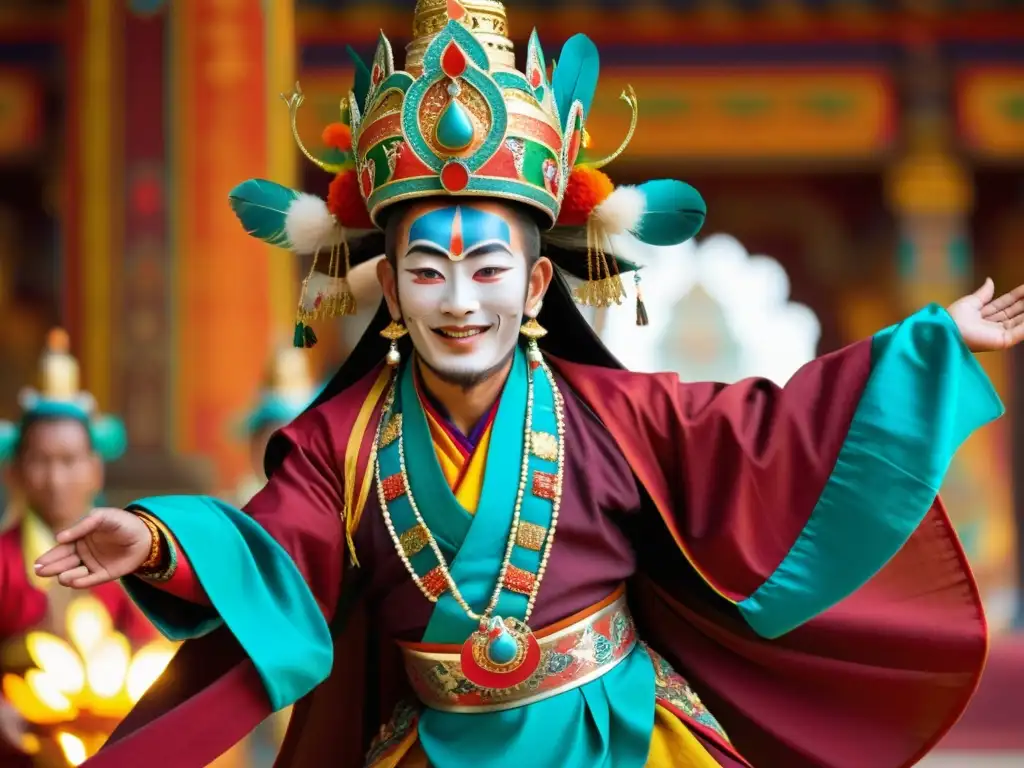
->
<box><xmin>374</xmin><ymin>357</ymin><xmax>565</xmax><ymax>689</ymax></box>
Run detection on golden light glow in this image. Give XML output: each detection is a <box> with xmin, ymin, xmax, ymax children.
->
<box><xmin>6</xmin><ymin>596</ymin><xmax>177</xmax><ymax>765</ymax></box>
<box><xmin>57</xmin><ymin>731</ymin><xmax>88</xmax><ymax>766</ymax></box>
<box><xmin>67</xmin><ymin>595</ymin><xmax>113</xmax><ymax>656</ymax></box>
<box><xmin>25</xmin><ymin>670</ymin><xmax>75</xmax><ymax>715</ymax></box>
<box><xmin>26</xmin><ymin>632</ymin><xmax>86</xmax><ymax>695</ymax></box>
<box><xmin>2</xmin><ymin>673</ymin><xmax>75</xmax><ymax>725</ymax></box>
<box><xmin>126</xmin><ymin>644</ymin><xmax>176</xmax><ymax>703</ymax></box>
<box><xmin>20</xmin><ymin>732</ymin><xmax>41</xmax><ymax>755</ymax></box>
<box><xmin>86</xmin><ymin>635</ymin><xmax>131</xmax><ymax>699</ymax></box>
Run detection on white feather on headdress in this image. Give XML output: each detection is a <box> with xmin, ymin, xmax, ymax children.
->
<box><xmin>591</xmin><ymin>185</ymin><xmax>646</xmax><ymax>237</ymax></box>
<box><xmin>284</xmin><ymin>193</ymin><xmax>345</xmax><ymax>255</ymax></box>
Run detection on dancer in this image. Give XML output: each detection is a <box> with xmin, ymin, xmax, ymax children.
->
<box><xmin>36</xmin><ymin>2</ymin><xmax>1023</xmax><ymax>766</ymax></box>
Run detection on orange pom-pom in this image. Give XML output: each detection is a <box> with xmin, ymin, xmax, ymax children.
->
<box><xmin>328</xmin><ymin>171</ymin><xmax>374</xmax><ymax>230</ymax></box>
<box><xmin>322</xmin><ymin>123</ymin><xmax>353</xmax><ymax>153</ymax></box>
<box><xmin>556</xmin><ymin>167</ymin><xmax>614</xmax><ymax>227</ymax></box>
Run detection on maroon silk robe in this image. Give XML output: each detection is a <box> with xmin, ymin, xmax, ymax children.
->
<box><xmin>86</xmin><ymin>348</ymin><xmax>985</xmax><ymax>768</ymax></box>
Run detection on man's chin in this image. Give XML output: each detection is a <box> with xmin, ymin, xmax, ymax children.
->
<box><xmin>425</xmin><ymin>363</ymin><xmax>493</xmax><ymax>388</ymax></box>
<box><xmin>418</xmin><ymin>351</ymin><xmax>513</xmax><ymax>389</ymax></box>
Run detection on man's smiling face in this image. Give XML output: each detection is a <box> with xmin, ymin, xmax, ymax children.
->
<box><xmin>380</xmin><ymin>200</ymin><xmax>545</xmax><ymax>387</ymax></box>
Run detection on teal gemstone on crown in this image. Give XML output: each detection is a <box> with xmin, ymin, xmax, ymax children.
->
<box><xmin>436</xmin><ymin>98</ymin><xmax>475</xmax><ymax>151</ymax></box>
<box><xmin>486</xmin><ymin>624</ymin><xmax>519</xmax><ymax>665</ymax></box>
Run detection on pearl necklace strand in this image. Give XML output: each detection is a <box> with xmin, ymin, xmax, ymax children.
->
<box><xmin>375</xmin><ymin>360</ymin><xmax>565</xmax><ymax>625</ymax></box>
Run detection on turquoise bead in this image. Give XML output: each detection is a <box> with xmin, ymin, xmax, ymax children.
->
<box><xmin>487</xmin><ymin>627</ymin><xmax>519</xmax><ymax>665</ymax></box>
<box><xmin>436</xmin><ymin>98</ymin><xmax>474</xmax><ymax>151</ymax></box>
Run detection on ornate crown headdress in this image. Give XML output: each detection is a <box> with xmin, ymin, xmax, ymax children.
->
<box><xmin>0</xmin><ymin>329</ymin><xmax>126</xmax><ymax>462</ymax></box>
<box><xmin>229</xmin><ymin>0</ymin><xmax>706</xmax><ymax>347</ymax></box>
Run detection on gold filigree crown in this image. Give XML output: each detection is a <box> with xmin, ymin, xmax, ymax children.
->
<box><xmin>349</xmin><ymin>0</ymin><xmax>578</xmax><ymax>227</ymax></box>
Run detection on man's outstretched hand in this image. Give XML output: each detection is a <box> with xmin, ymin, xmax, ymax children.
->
<box><xmin>948</xmin><ymin>278</ymin><xmax>1024</xmax><ymax>353</ymax></box>
<box><xmin>34</xmin><ymin>508</ymin><xmax>152</xmax><ymax>589</ymax></box>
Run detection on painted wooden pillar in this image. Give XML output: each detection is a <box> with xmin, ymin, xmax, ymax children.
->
<box><xmin>885</xmin><ymin>41</ymin><xmax>971</xmax><ymax>308</ymax></box>
<box><xmin>121</xmin><ymin>1</ymin><xmax>170</xmax><ymax>452</ymax></box>
<box><xmin>66</xmin><ymin>0</ymin><xmax>121</xmax><ymax>412</ymax></box>
<box><xmin>886</xmin><ymin>42</ymin><xmax>1014</xmax><ymax>629</ymax></box>
<box><xmin>81</xmin><ymin>0</ymin><xmax>216</xmax><ymax>504</ymax></box>
<box><xmin>885</xmin><ymin>123</ymin><xmax>974</xmax><ymax>310</ymax></box>
<box><xmin>170</xmin><ymin>0</ymin><xmax>276</xmax><ymax>486</ymax></box>
<box><xmin>265</xmin><ymin>0</ymin><xmax>299</xmax><ymax>330</ymax></box>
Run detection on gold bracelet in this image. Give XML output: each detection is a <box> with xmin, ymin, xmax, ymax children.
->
<box><xmin>135</xmin><ymin>513</ymin><xmax>163</xmax><ymax>572</ymax></box>
<box><xmin>134</xmin><ymin>511</ymin><xmax>179</xmax><ymax>582</ymax></box>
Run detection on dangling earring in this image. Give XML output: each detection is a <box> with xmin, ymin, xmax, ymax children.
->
<box><xmin>380</xmin><ymin>320</ymin><xmax>408</xmax><ymax>367</ymax></box>
<box><xmin>519</xmin><ymin>302</ymin><xmax>547</xmax><ymax>370</ymax></box>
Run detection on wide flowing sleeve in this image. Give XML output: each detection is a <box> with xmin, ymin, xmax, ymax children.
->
<box><xmin>121</xmin><ymin>407</ymin><xmax>345</xmax><ymax>711</ymax></box>
<box><xmin>573</xmin><ymin>303</ymin><xmax>1003</xmax><ymax>639</ymax></box>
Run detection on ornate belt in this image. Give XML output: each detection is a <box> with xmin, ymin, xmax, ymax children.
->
<box><xmin>399</xmin><ymin>588</ymin><xmax>636</xmax><ymax>713</ymax></box>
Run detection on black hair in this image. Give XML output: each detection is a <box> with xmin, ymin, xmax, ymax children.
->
<box><xmin>382</xmin><ymin>199</ymin><xmax>543</xmax><ymax>269</ymax></box>
<box><xmin>14</xmin><ymin>413</ymin><xmax>93</xmax><ymax>458</ymax></box>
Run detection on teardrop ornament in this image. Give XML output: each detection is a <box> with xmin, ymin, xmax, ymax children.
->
<box><xmin>486</xmin><ymin>622</ymin><xmax>519</xmax><ymax>665</ymax></box>
<box><xmin>441</xmin><ymin>41</ymin><xmax>468</xmax><ymax>78</ymax></box>
<box><xmin>435</xmin><ymin>99</ymin><xmax>475</xmax><ymax>152</ymax></box>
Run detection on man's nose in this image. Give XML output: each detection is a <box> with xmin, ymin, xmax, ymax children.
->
<box><xmin>45</xmin><ymin>465</ymin><xmax>68</xmax><ymax>490</ymax></box>
<box><xmin>440</xmin><ymin>277</ymin><xmax>480</xmax><ymax>316</ymax></box>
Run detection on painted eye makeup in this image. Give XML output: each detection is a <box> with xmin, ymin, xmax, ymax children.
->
<box><xmin>474</xmin><ymin>267</ymin><xmax>509</xmax><ymax>281</ymax></box>
<box><xmin>407</xmin><ymin>268</ymin><xmax>445</xmax><ymax>283</ymax></box>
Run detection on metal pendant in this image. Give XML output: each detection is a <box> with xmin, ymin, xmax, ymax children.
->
<box><xmin>459</xmin><ymin>616</ymin><xmax>541</xmax><ymax>690</ymax></box>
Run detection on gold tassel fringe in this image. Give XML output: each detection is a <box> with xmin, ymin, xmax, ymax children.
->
<box><xmin>573</xmin><ymin>218</ymin><xmax>626</xmax><ymax>309</ymax></box>
<box><xmin>294</xmin><ymin>233</ymin><xmax>357</xmax><ymax>347</ymax></box>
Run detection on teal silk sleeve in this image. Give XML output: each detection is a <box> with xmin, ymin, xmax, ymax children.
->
<box><xmin>122</xmin><ymin>495</ymin><xmax>333</xmax><ymax>711</ymax></box>
<box><xmin>738</xmin><ymin>304</ymin><xmax>1004</xmax><ymax>639</ymax></box>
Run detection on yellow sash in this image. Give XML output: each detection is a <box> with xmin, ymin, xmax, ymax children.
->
<box><xmin>22</xmin><ymin>511</ymin><xmax>55</xmax><ymax>591</ymax></box>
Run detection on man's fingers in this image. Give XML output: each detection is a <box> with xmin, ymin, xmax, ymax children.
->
<box><xmin>35</xmin><ymin>552</ymin><xmax>82</xmax><ymax>578</ymax></box>
<box><xmin>57</xmin><ymin>565</ymin><xmax>91</xmax><ymax>587</ymax></box>
<box><xmin>1007</xmin><ymin>322</ymin><xmax>1024</xmax><ymax>349</ymax></box>
<box><xmin>70</xmin><ymin>571</ymin><xmax>115</xmax><ymax>590</ymax></box>
<box><xmin>33</xmin><ymin>542</ymin><xmax>77</xmax><ymax>570</ymax></box>
<box><xmin>985</xmin><ymin>296</ymin><xmax>1024</xmax><ymax>323</ymax></box>
<box><xmin>55</xmin><ymin>512</ymin><xmax>103</xmax><ymax>544</ymax></box>
<box><xmin>971</xmin><ymin>277</ymin><xmax>995</xmax><ymax>306</ymax></box>
<box><xmin>982</xmin><ymin>282</ymin><xmax>1024</xmax><ymax>318</ymax></box>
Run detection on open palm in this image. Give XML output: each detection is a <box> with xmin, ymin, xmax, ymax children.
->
<box><xmin>947</xmin><ymin>279</ymin><xmax>1024</xmax><ymax>353</ymax></box>
<box><xmin>34</xmin><ymin>508</ymin><xmax>153</xmax><ymax>589</ymax></box>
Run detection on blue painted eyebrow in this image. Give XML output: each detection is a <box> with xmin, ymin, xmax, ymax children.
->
<box><xmin>406</xmin><ymin>205</ymin><xmax>512</xmax><ymax>259</ymax></box>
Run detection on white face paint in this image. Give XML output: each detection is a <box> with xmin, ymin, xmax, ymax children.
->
<box><xmin>395</xmin><ymin>204</ymin><xmax>530</xmax><ymax>385</ymax></box>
